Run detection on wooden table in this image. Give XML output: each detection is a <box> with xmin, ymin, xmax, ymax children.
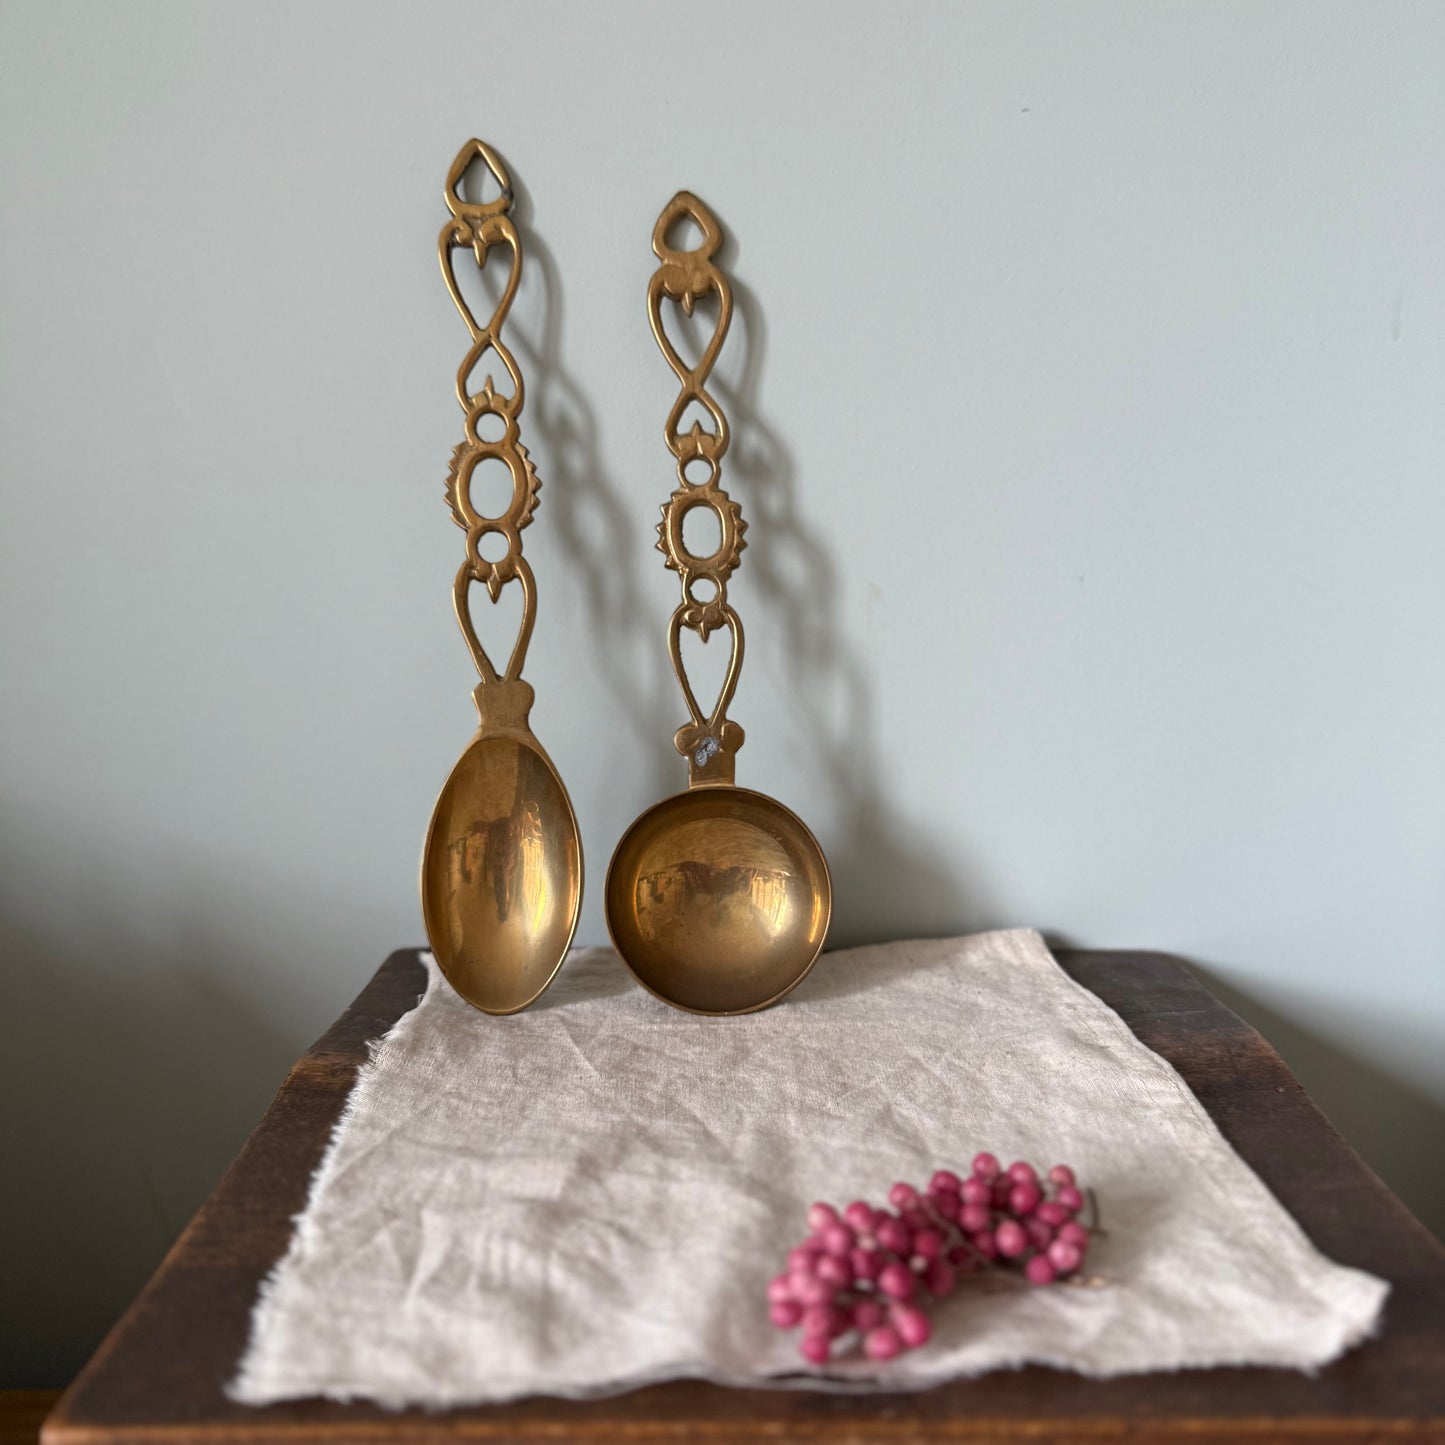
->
<box><xmin>44</xmin><ymin>950</ymin><xmax>1445</xmax><ymax>1444</ymax></box>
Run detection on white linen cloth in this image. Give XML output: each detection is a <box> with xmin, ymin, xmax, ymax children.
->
<box><xmin>229</xmin><ymin>931</ymin><xmax>1387</xmax><ymax>1408</ymax></box>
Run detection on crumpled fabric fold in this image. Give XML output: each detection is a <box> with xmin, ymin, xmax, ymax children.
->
<box><xmin>229</xmin><ymin>930</ymin><xmax>1386</xmax><ymax>1408</ymax></box>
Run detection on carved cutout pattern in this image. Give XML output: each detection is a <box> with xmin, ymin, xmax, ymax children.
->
<box><xmin>647</xmin><ymin>193</ymin><xmax>748</xmax><ymax>773</ymax></box>
<box><xmin>438</xmin><ymin>140</ymin><xmax>541</xmax><ymax>685</ymax></box>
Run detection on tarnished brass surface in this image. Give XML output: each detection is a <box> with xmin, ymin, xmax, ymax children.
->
<box><xmin>423</xmin><ymin>705</ymin><xmax>580</xmax><ymax>1016</ymax></box>
<box><xmin>420</xmin><ymin>141</ymin><xmax>582</xmax><ymax>1016</ymax></box>
<box><xmin>606</xmin><ymin>789</ymin><xmax>830</xmax><ymax>1015</ymax></box>
<box><xmin>605</xmin><ymin>194</ymin><xmax>830</xmax><ymax>1015</ymax></box>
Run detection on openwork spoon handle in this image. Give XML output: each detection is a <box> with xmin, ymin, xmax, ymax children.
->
<box><xmin>438</xmin><ymin>140</ymin><xmax>539</xmax><ymax>704</ymax></box>
<box><xmin>647</xmin><ymin>193</ymin><xmax>747</xmax><ymax>787</ymax></box>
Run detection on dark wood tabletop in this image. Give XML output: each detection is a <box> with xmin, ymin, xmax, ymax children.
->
<box><xmin>42</xmin><ymin>949</ymin><xmax>1445</xmax><ymax>1444</ymax></box>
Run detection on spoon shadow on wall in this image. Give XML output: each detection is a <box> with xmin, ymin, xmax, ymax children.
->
<box><xmin>664</xmin><ymin>218</ymin><xmax>990</xmax><ymax>998</ymax></box>
<box><xmin>457</xmin><ymin>160</ymin><xmax>676</xmax><ymax>808</ymax></box>
<box><xmin>455</xmin><ymin>168</ymin><xmax>999</xmax><ymax>996</ymax></box>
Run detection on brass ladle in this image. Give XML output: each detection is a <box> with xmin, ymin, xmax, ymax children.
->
<box><xmin>420</xmin><ymin>140</ymin><xmax>582</xmax><ymax>1015</ymax></box>
<box><xmin>604</xmin><ymin>194</ymin><xmax>831</xmax><ymax>1015</ymax></box>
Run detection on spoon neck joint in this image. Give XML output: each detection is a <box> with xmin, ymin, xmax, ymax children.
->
<box><xmin>472</xmin><ymin>678</ymin><xmax>535</xmax><ymax>732</ymax></box>
<box><xmin>686</xmin><ymin>753</ymin><xmax>736</xmax><ymax>788</ymax></box>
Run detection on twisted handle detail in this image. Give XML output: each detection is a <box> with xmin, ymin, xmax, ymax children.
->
<box><xmin>439</xmin><ymin>140</ymin><xmax>539</xmax><ymax>690</ymax></box>
<box><xmin>647</xmin><ymin>193</ymin><xmax>746</xmax><ymax>784</ymax></box>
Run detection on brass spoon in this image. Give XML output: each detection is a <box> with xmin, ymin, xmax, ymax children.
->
<box><xmin>420</xmin><ymin>140</ymin><xmax>582</xmax><ymax>1015</ymax></box>
<box><xmin>604</xmin><ymin>194</ymin><xmax>831</xmax><ymax>1015</ymax></box>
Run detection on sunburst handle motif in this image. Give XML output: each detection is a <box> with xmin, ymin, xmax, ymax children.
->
<box><xmin>438</xmin><ymin>140</ymin><xmax>542</xmax><ymax>715</ymax></box>
<box><xmin>647</xmin><ymin>193</ymin><xmax>749</xmax><ymax>787</ymax></box>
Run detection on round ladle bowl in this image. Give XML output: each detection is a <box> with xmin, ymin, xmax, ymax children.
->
<box><xmin>606</xmin><ymin>785</ymin><xmax>831</xmax><ymax>1015</ymax></box>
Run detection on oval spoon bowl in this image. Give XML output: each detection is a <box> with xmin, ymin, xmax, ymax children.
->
<box><xmin>423</xmin><ymin>732</ymin><xmax>582</xmax><ymax>1015</ymax></box>
<box><xmin>605</xmin><ymin>787</ymin><xmax>831</xmax><ymax>1015</ymax></box>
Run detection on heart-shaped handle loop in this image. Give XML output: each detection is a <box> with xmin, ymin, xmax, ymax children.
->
<box><xmin>436</xmin><ymin>141</ymin><xmax>541</xmax><ymax>701</ymax></box>
<box><xmin>668</xmin><ymin>606</ymin><xmax>745</xmax><ymax>787</ymax></box>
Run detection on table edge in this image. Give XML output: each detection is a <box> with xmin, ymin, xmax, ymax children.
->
<box><xmin>43</xmin><ymin>946</ymin><xmax>1445</xmax><ymax>1444</ymax></box>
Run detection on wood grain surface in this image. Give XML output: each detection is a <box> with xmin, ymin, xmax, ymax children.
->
<box><xmin>42</xmin><ymin>950</ymin><xmax>1445</xmax><ymax>1444</ymax></box>
<box><xmin>1</xmin><ymin>1393</ymin><xmax>61</xmax><ymax>1445</ymax></box>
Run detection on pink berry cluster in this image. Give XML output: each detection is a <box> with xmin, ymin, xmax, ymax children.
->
<box><xmin>767</xmin><ymin>1154</ymin><xmax>1091</xmax><ymax>1365</ymax></box>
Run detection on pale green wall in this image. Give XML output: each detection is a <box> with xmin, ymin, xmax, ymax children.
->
<box><xmin>2</xmin><ymin>0</ymin><xmax>1441</xmax><ymax>1386</ymax></box>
